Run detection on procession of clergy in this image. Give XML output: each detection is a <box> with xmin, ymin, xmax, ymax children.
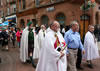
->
<box><xmin>20</xmin><ymin>20</ymin><xmax>100</xmax><ymax>71</ymax></box>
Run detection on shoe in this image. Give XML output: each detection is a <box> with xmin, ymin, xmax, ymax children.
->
<box><xmin>87</xmin><ymin>64</ymin><xmax>93</xmax><ymax>69</ymax></box>
<box><xmin>2</xmin><ymin>49</ymin><xmax>5</xmax><ymax>51</ymax></box>
<box><xmin>32</xmin><ymin>63</ymin><xmax>36</xmax><ymax>68</ymax></box>
<box><xmin>77</xmin><ymin>66</ymin><xmax>83</xmax><ymax>70</ymax></box>
<box><xmin>30</xmin><ymin>56</ymin><xmax>36</xmax><ymax>68</ymax></box>
<box><xmin>26</xmin><ymin>60</ymin><xmax>31</xmax><ymax>63</ymax></box>
<box><xmin>0</xmin><ymin>58</ymin><xmax>1</xmax><ymax>63</ymax></box>
<box><xmin>5</xmin><ymin>49</ymin><xmax>9</xmax><ymax>51</ymax></box>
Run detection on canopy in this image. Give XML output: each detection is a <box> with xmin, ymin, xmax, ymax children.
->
<box><xmin>2</xmin><ymin>21</ymin><xmax>9</xmax><ymax>26</ymax></box>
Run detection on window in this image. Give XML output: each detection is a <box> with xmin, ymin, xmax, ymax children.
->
<box><xmin>56</xmin><ymin>13</ymin><xmax>66</xmax><ymax>25</ymax></box>
<box><xmin>20</xmin><ymin>19</ymin><xmax>25</xmax><ymax>29</ymax></box>
<box><xmin>27</xmin><ymin>20</ymin><xmax>30</xmax><ymax>23</ymax></box>
<box><xmin>13</xmin><ymin>4</ymin><xmax>16</xmax><ymax>13</ymax></box>
<box><xmin>22</xmin><ymin>0</ymin><xmax>26</xmax><ymax>9</ymax></box>
<box><xmin>19</xmin><ymin>0</ymin><xmax>21</xmax><ymax>10</ymax></box>
<box><xmin>0</xmin><ymin>0</ymin><xmax>3</xmax><ymax>6</ymax></box>
<box><xmin>7</xmin><ymin>8</ymin><xmax>10</xmax><ymax>15</ymax></box>
<box><xmin>41</xmin><ymin>15</ymin><xmax>49</xmax><ymax>28</ymax></box>
<box><xmin>1</xmin><ymin>10</ymin><xmax>4</xmax><ymax>17</ymax></box>
<box><xmin>7</xmin><ymin>0</ymin><xmax>9</xmax><ymax>2</ymax></box>
<box><xmin>35</xmin><ymin>0</ymin><xmax>40</xmax><ymax>6</ymax></box>
<box><xmin>32</xmin><ymin>19</ymin><xmax>37</xmax><ymax>26</ymax></box>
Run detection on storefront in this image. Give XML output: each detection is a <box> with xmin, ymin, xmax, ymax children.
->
<box><xmin>5</xmin><ymin>14</ymin><xmax>16</xmax><ymax>27</ymax></box>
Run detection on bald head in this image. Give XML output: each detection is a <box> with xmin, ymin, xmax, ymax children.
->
<box><xmin>50</xmin><ymin>20</ymin><xmax>60</xmax><ymax>32</ymax></box>
<box><xmin>41</xmin><ymin>25</ymin><xmax>46</xmax><ymax>30</ymax></box>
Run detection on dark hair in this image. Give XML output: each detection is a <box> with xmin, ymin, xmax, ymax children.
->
<box><xmin>35</xmin><ymin>27</ymin><xmax>40</xmax><ymax>34</ymax></box>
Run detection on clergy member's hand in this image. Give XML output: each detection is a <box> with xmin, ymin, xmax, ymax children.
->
<box><xmin>60</xmin><ymin>51</ymin><xmax>64</xmax><ymax>59</ymax></box>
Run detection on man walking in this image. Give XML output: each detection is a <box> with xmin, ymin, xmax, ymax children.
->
<box><xmin>20</xmin><ymin>21</ymin><xmax>36</xmax><ymax>68</ymax></box>
<box><xmin>83</xmin><ymin>25</ymin><xmax>99</xmax><ymax>68</ymax></box>
<box><xmin>36</xmin><ymin>20</ymin><xmax>67</xmax><ymax>71</ymax></box>
<box><xmin>64</xmin><ymin>21</ymin><xmax>85</xmax><ymax>71</ymax></box>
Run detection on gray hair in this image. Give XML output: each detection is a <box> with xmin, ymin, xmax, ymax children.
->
<box><xmin>88</xmin><ymin>25</ymin><xmax>94</xmax><ymax>29</ymax></box>
<box><xmin>50</xmin><ymin>21</ymin><xmax>55</xmax><ymax>27</ymax></box>
<box><xmin>70</xmin><ymin>21</ymin><xmax>78</xmax><ymax>28</ymax></box>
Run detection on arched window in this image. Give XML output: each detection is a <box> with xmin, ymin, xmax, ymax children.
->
<box><xmin>41</xmin><ymin>15</ymin><xmax>49</xmax><ymax>28</ymax></box>
<box><xmin>20</xmin><ymin>19</ymin><xmax>25</xmax><ymax>29</ymax></box>
<box><xmin>56</xmin><ymin>13</ymin><xmax>66</xmax><ymax>26</ymax></box>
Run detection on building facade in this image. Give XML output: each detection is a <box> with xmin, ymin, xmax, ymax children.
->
<box><xmin>35</xmin><ymin>0</ymin><xmax>100</xmax><ymax>40</ymax></box>
<box><xmin>16</xmin><ymin>0</ymin><xmax>37</xmax><ymax>29</ymax></box>
<box><xmin>0</xmin><ymin>0</ymin><xmax>16</xmax><ymax>27</ymax></box>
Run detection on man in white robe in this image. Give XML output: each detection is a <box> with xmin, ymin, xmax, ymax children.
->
<box><xmin>38</xmin><ymin>25</ymin><xmax>46</xmax><ymax>49</ymax></box>
<box><xmin>84</xmin><ymin>25</ymin><xmax>99</xmax><ymax>68</ymax></box>
<box><xmin>33</xmin><ymin>27</ymin><xmax>40</xmax><ymax>59</ymax></box>
<box><xmin>20</xmin><ymin>21</ymin><xmax>36</xmax><ymax>68</ymax></box>
<box><xmin>36</xmin><ymin>21</ymin><xmax>67</xmax><ymax>71</ymax></box>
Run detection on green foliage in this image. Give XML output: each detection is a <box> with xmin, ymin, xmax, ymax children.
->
<box><xmin>80</xmin><ymin>1</ymin><xmax>96</xmax><ymax>11</ymax></box>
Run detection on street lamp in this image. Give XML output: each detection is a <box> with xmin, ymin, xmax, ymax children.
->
<box><xmin>83</xmin><ymin>0</ymin><xmax>86</xmax><ymax>43</ymax></box>
<box><xmin>80</xmin><ymin>0</ymin><xmax>96</xmax><ymax>42</ymax></box>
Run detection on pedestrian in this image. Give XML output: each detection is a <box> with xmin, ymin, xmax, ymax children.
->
<box><xmin>33</xmin><ymin>26</ymin><xmax>40</xmax><ymax>60</ymax></box>
<box><xmin>1</xmin><ymin>27</ymin><xmax>9</xmax><ymax>51</ymax></box>
<box><xmin>20</xmin><ymin>21</ymin><xmax>36</xmax><ymax>68</ymax></box>
<box><xmin>36</xmin><ymin>20</ymin><xmax>67</xmax><ymax>71</ymax></box>
<box><xmin>61</xmin><ymin>27</ymin><xmax>65</xmax><ymax>37</ymax></box>
<box><xmin>38</xmin><ymin>25</ymin><xmax>46</xmax><ymax>50</ymax></box>
<box><xmin>16</xmin><ymin>28</ymin><xmax>22</xmax><ymax>47</ymax></box>
<box><xmin>64</xmin><ymin>20</ymin><xmax>85</xmax><ymax>71</ymax></box>
<box><xmin>10</xmin><ymin>28</ymin><xmax>16</xmax><ymax>47</ymax></box>
<box><xmin>76</xmin><ymin>24</ymin><xmax>83</xmax><ymax>70</ymax></box>
<box><xmin>83</xmin><ymin>25</ymin><xmax>100</xmax><ymax>68</ymax></box>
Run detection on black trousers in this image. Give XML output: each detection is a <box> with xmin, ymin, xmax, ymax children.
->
<box><xmin>76</xmin><ymin>48</ymin><xmax>82</xmax><ymax>68</ymax></box>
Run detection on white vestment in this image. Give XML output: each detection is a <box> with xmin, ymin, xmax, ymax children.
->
<box><xmin>20</xmin><ymin>27</ymin><xmax>35</xmax><ymax>62</ymax></box>
<box><xmin>38</xmin><ymin>29</ymin><xmax>46</xmax><ymax>49</ymax></box>
<box><xmin>36</xmin><ymin>29</ymin><xmax>67</xmax><ymax>71</ymax></box>
<box><xmin>83</xmin><ymin>31</ymin><xmax>99</xmax><ymax>60</ymax></box>
<box><xmin>33</xmin><ymin>34</ymin><xmax>40</xmax><ymax>59</ymax></box>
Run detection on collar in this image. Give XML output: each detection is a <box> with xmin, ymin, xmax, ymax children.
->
<box><xmin>70</xmin><ymin>29</ymin><xmax>76</xmax><ymax>34</ymax></box>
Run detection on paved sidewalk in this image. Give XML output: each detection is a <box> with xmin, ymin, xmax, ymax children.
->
<box><xmin>0</xmin><ymin>42</ymin><xmax>100</xmax><ymax>71</ymax></box>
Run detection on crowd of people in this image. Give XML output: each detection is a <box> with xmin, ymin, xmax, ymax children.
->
<box><xmin>0</xmin><ymin>27</ymin><xmax>22</xmax><ymax>50</ymax></box>
<box><xmin>20</xmin><ymin>20</ymin><xmax>100</xmax><ymax>71</ymax></box>
<box><xmin>0</xmin><ymin>20</ymin><xmax>100</xmax><ymax>71</ymax></box>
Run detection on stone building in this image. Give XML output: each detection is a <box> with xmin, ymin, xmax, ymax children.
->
<box><xmin>0</xmin><ymin>0</ymin><xmax>16</xmax><ymax>27</ymax></box>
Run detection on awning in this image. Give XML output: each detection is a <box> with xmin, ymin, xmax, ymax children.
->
<box><xmin>1</xmin><ymin>21</ymin><xmax>9</xmax><ymax>26</ymax></box>
<box><xmin>5</xmin><ymin>15</ymin><xmax>16</xmax><ymax>20</ymax></box>
<box><xmin>5</xmin><ymin>15</ymin><xmax>16</xmax><ymax>23</ymax></box>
